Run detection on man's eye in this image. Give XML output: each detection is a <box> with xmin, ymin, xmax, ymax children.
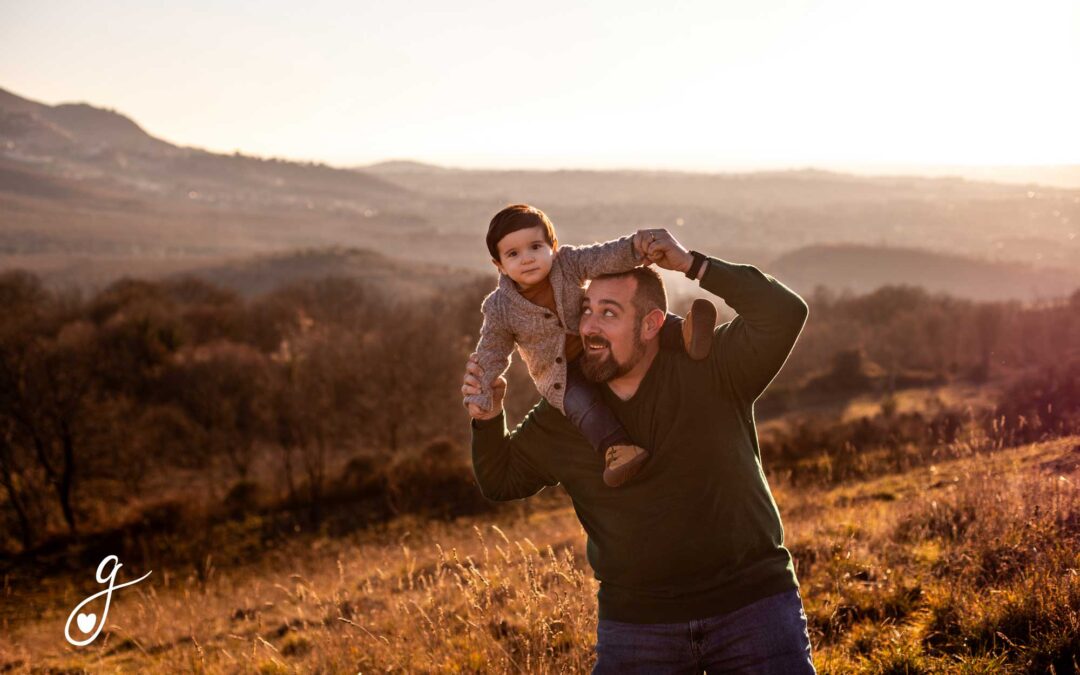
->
<box><xmin>582</xmin><ymin>308</ymin><xmax>592</xmax><ymax>315</ymax></box>
<box><xmin>603</xmin><ymin>310</ymin><xmax>615</xmax><ymax>317</ymax></box>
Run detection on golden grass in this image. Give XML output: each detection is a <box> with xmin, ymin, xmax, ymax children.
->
<box><xmin>2</xmin><ymin>436</ymin><xmax>1077</xmax><ymax>674</ymax></box>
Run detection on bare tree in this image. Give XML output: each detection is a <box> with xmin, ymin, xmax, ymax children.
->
<box><xmin>0</xmin><ymin>415</ymin><xmax>38</xmax><ymax>550</ymax></box>
<box><xmin>0</xmin><ymin>326</ymin><xmax>97</xmax><ymax>536</ymax></box>
<box><xmin>974</xmin><ymin>304</ymin><xmax>1004</xmax><ymax>381</ymax></box>
<box><xmin>160</xmin><ymin>342</ymin><xmax>271</xmax><ymax>480</ymax></box>
<box><xmin>268</xmin><ymin>325</ymin><xmax>368</xmax><ymax>526</ymax></box>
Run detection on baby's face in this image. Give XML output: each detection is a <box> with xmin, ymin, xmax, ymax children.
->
<box><xmin>493</xmin><ymin>225</ymin><xmax>555</xmax><ymax>290</ymax></box>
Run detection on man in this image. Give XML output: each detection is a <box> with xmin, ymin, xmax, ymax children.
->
<box><xmin>462</xmin><ymin>229</ymin><xmax>814</xmax><ymax>674</ymax></box>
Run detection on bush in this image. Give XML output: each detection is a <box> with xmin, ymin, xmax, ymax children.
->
<box><xmin>337</xmin><ymin>453</ymin><xmax>384</xmax><ymax>498</ymax></box>
<box><xmin>223</xmin><ymin>479</ymin><xmax>267</xmax><ymax>517</ymax></box>
<box><xmin>137</xmin><ymin>497</ymin><xmax>189</xmax><ymax>527</ymax></box>
<box><xmin>382</xmin><ymin>440</ymin><xmax>494</xmax><ymax>518</ymax></box>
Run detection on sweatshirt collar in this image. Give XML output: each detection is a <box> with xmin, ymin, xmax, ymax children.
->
<box><xmin>603</xmin><ymin>346</ymin><xmax>665</xmax><ymax>407</ymax></box>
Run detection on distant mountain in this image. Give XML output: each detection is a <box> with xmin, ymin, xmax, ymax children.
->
<box><xmin>165</xmin><ymin>246</ymin><xmax>483</xmax><ymax>300</ymax></box>
<box><xmin>0</xmin><ymin>87</ymin><xmax>178</xmax><ymax>156</ymax></box>
<box><xmin>3</xmin><ymin>85</ymin><xmax>1079</xmax><ymax>301</ymax></box>
<box><xmin>770</xmin><ymin>244</ymin><xmax>1080</xmax><ymax>302</ymax></box>
<box><xmin>0</xmin><ymin>86</ymin><xmax>451</xmax><ymax>288</ymax></box>
<box><xmin>846</xmin><ymin>164</ymin><xmax>1080</xmax><ymax>190</ymax></box>
<box><xmin>355</xmin><ymin>162</ymin><xmax>1080</xmax><ymax>272</ymax></box>
<box><xmin>0</xmin><ymin>86</ymin><xmax>410</xmax><ymax>203</ymax></box>
<box><xmin>361</xmin><ymin>160</ymin><xmax>454</xmax><ymax>174</ymax></box>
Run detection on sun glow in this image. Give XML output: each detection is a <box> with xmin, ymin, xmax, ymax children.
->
<box><xmin>2</xmin><ymin>0</ymin><xmax>1077</xmax><ymax>170</ymax></box>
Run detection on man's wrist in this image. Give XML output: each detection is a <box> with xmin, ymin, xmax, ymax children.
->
<box><xmin>684</xmin><ymin>251</ymin><xmax>708</xmax><ymax>280</ymax></box>
<box><xmin>471</xmin><ymin>410</ymin><xmax>505</xmax><ymax>428</ymax></box>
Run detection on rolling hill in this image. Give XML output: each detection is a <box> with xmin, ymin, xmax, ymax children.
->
<box><xmin>770</xmin><ymin>243</ymin><xmax>1080</xmax><ymax>301</ymax></box>
<box><xmin>2</xmin><ymin>85</ymin><xmax>1078</xmax><ymax>301</ymax></box>
<box><xmin>165</xmin><ymin>246</ymin><xmax>484</xmax><ymax>300</ymax></box>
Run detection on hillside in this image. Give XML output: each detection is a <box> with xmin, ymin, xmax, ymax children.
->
<box><xmin>168</xmin><ymin>246</ymin><xmax>485</xmax><ymax>300</ymax></box>
<box><xmin>359</xmin><ymin>161</ymin><xmax>1080</xmax><ymax>272</ymax></box>
<box><xmin>771</xmin><ymin>243</ymin><xmax>1080</xmax><ymax>301</ymax></box>
<box><xmin>0</xmin><ymin>86</ymin><xmax>458</xmax><ymax>292</ymax></box>
<box><xmin>2</xmin><ymin>435</ymin><xmax>1075</xmax><ymax>672</ymax></box>
<box><xmin>3</xmin><ymin>85</ymin><xmax>1079</xmax><ymax>301</ymax></box>
<box><xmin>0</xmin><ymin>87</ymin><xmax>176</xmax><ymax>155</ymax></box>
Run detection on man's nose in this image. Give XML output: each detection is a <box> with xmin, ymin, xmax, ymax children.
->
<box><xmin>580</xmin><ymin>313</ymin><xmax>597</xmax><ymax>334</ymax></box>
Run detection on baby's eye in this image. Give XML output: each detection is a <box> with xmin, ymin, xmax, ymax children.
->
<box><xmin>531</xmin><ymin>243</ymin><xmax>543</xmax><ymax>250</ymax></box>
<box><xmin>506</xmin><ymin>251</ymin><xmax>517</xmax><ymax>257</ymax></box>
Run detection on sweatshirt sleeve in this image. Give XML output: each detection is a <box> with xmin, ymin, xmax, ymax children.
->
<box><xmin>699</xmin><ymin>257</ymin><xmax>809</xmax><ymax>406</ymax></box>
<box><xmin>557</xmin><ymin>234</ymin><xmax>644</xmax><ymax>285</ymax></box>
<box><xmin>470</xmin><ymin>406</ymin><xmax>560</xmax><ymax>501</ymax></box>
<box><xmin>463</xmin><ymin>293</ymin><xmax>516</xmax><ymax>412</ymax></box>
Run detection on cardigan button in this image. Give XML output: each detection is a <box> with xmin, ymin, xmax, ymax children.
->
<box><xmin>553</xmin><ymin>382</ymin><xmax>562</xmax><ymax>390</ymax></box>
<box><xmin>555</xmin><ymin>356</ymin><xmax>563</xmax><ymax>364</ymax></box>
<box><xmin>544</xmin><ymin>313</ymin><xmax>553</xmax><ymax>319</ymax></box>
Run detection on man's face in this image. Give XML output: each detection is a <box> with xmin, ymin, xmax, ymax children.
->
<box><xmin>579</xmin><ymin>276</ymin><xmax>647</xmax><ymax>382</ymax></box>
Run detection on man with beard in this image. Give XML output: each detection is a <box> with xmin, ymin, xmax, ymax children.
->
<box><xmin>462</xmin><ymin>229</ymin><xmax>814</xmax><ymax>673</ymax></box>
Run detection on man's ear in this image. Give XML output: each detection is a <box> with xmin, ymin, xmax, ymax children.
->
<box><xmin>640</xmin><ymin>308</ymin><xmax>666</xmax><ymax>341</ymax></box>
<box><xmin>492</xmin><ymin>258</ymin><xmax>506</xmax><ymax>276</ymax></box>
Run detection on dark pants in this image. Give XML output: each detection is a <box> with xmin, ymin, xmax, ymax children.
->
<box><xmin>592</xmin><ymin>589</ymin><xmax>817</xmax><ymax>674</ymax></box>
<box><xmin>563</xmin><ymin>313</ymin><xmax>686</xmax><ymax>456</ymax></box>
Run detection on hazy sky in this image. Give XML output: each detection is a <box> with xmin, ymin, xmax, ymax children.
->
<box><xmin>3</xmin><ymin>0</ymin><xmax>1078</xmax><ymax>170</ymax></box>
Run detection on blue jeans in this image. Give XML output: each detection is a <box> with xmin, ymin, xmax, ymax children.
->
<box><xmin>592</xmin><ymin>589</ymin><xmax>816</xmax><ymax>674</ymax></box>
<box><xmin>564</xmin><ymin>313</ymin><xmax>688</xmax><ymax>457</ymax></box>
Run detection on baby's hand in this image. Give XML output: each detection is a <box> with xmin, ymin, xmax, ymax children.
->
<box><xmin>632</xmin><ymin>230</ymin><xmax>653</xmax><ymax>264</ymax></box>
<box><xmin>462</xmin><ymin>353</ymin><xmax>506</xmax><ymax>420</ymax></box>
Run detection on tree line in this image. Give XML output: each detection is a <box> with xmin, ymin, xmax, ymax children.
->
<box><xmin>1</xmin><ymin>269</ymin><xmax>1078</xmax><ymax>555</ymax></box>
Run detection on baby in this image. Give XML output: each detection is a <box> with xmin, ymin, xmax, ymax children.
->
<box><xmin>463</xmin><ymin>204</ymin><xmax>717</xmax><ymax>487</ymax></box>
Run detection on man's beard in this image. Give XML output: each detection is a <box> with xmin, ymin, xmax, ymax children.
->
<box><xmin>580</xmin><ymin>332</ymin><xmax>646</xmax><ymax>383</ymax></box>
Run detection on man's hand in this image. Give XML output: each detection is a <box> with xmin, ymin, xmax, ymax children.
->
<box><xmin>640</xmin><ymin>229</ymin><xmax>694</xmax><ymax>273</ymax></box>
<box><xmin>462</xmin><ymin>353</ymin><xmax>506</xmax><ymax>421</ymax></box>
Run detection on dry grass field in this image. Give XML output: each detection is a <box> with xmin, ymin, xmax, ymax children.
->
<box><xmin>2</xmin><ymin>432</ymin><xmax>1076</xmax><ymax>674</ymax></box>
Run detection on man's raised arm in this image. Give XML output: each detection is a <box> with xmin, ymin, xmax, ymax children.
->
<box><xmin>640</xmin><ymin>229</ymin><xmax>809</xmax><ymax>405</ymax></box>
<box><xmin>699</xmin><ymin>257</ymin><xmax>808</xmax><ymax>404</ymax></box>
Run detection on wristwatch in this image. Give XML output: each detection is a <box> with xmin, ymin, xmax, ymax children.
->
<box><xmin>685</xmin><ymin>250</ymin><xmax>708</xmax><ymax>280</ymax></box>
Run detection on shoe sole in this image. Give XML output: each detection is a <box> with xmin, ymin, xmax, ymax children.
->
<box><xmin>685</xmin><ymin>299</ymin><xmax>717</xmax><ymax>360</ymax></box>
<box><xmin>603</xmin><ymin>450</ymin><xmax>649</xmax><ymax>487</ymax></box>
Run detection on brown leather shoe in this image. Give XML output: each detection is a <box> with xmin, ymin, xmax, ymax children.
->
<box><xmin>682</xmin><ymin>299</ymin><xmax>718</xmax><ymax>360</ymax></box>
<box><xmin>603</xmin><ymin>444</ymin><xmax>650</xmax><ymax>487</ymax></box>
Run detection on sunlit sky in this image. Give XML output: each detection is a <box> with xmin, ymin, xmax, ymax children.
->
<box><xmin>3</xmin><ymin>0</ymin><xmax>1078</xmax><ymax>170</ymax></box>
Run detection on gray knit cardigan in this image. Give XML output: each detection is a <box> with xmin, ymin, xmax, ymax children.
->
<box><xmin>465</xmin><ymin>234</ymin><xmax>642</xmax><ymax>414</ymax></box>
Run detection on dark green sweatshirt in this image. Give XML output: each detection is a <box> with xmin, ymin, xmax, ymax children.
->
<box><xmin>470</xmin><ymin>257</ymin><xmax>810</xmax><ymax>623</ymax></box>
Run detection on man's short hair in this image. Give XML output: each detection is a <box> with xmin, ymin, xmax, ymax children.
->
<box><xmin>486</xmin><ymin>204</ymin><xmax>559</xmax><ymax>261</ymax></box>
<box><xmin>592</xmin><ymin>266</ymin><xmax>668</xmax><ymax>322</ymax></box>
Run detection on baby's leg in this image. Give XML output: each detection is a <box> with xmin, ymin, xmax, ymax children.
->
<box><xmin>658</xmin><ymin>300</ymin><xmax>717</xmax><ymax>360</ymax></box>
<box><xmin>563</xmin><ymin>358</ymin><xmax>649</xmax><ymax>487</ymax></box>
<box><xmin>562</xmin><ymin>358</ymin><xmax>632</xmax><ymax>455</ymax></box>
